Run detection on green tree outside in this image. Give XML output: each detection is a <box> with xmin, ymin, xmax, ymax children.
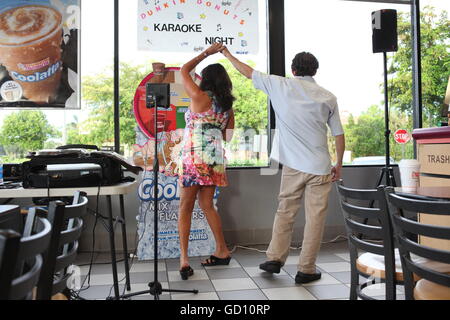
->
<box><xmin>345</xmin><ymin>106</ymin><xmax>385</xmax><ymax>159</ymax></box>
<box><xmin>0</xmin><ymin>110</ymin><xmax>60</xmax><ymax>159</ymax></box>
<box><xmin>67</xmin><ymin>62</ymin><xmax>152</xmax><ymax>149</ymax></box>
<box><xmin>343</xmin><ymin>6</ymin><xmax>448</xmax><ymax>162</ymax></box>
<box><xmin>344</xmin><ymin>105</ymin><xmax>414</xmax><ymax>162</ymax></box>
<box><xmin>68</xmin><ymin>60</ymin><xmax>268</xmax><ymax>165</ymax></box>
<box><xmin>220</xmin><ymin>59</ymin><xmax>268</xmax><ymax>132</ymax></box>
<box><xmin>1</xmin><ymin>7</ymin><xmax>446</xmax><ymax>165</ymax></box>
<box><xmin>388</xmin><ymin>6</ymin><xmax>449</xmax><ymax>126</ymax></box>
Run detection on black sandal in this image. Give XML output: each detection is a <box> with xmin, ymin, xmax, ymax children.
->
<box><xmin>179</xmin><ymin>266</ymin><xmax>194</xmax><ymax>280</ymax></box>
<box><xmin>201</xmin><ymin>255</ymin><xmax>231</xmax><ymax>267</ymax></box>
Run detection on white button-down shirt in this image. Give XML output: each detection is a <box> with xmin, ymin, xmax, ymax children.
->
<box><xmin>252</xmin><ymin>71</ymin><xmax>344</xmax><ymax>175</ymax></box>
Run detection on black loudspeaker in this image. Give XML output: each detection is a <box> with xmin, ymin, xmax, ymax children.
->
<box><xmin>372</xmin><ymin>9</ymin><xmax>398</xmax><ymax>53</ymax></box>
<box><xmin>146</xmin><ymin>83</ymin><xmax>170</xmax><ymax>109</ymax></box>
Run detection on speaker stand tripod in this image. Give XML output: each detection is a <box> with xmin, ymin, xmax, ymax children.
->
<box><xmin>119</xmin><ymin>88</ymin><xmax>198</xmax><ymax>300</ymax></box>
<box><xmin>368</xmin><ymin>52</ymin><xmax>397</xmax><ymax>207</ymax></box>
<box><xmin>378</xmin><ymin>52</ymin><xmax>397</xmax><ymax>187</ymax></box>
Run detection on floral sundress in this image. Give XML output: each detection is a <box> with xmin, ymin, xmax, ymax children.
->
<box><xmin>179</xmin><ymin>92</ymin><xmax>231</xmax><ymax>187</ymax></box>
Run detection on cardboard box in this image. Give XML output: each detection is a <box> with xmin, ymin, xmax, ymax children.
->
<box><xmin>418</xmin><ymin>143</ymin><xmax>450</xmax><ymax>175</ymax></box>
<box><xmin>419</xmin><ymin>175</ymin><xmax>450</xmax><ymax>187</ymax></box>
<box><xmin>418</xmin><ymin>142</ymin><xmax>450</xmax><ymax>250</ymax></box>
<box><xmin>418</xmin><ymin>213</ymin><xmax>450</xmax><ymax>251</ymax></box>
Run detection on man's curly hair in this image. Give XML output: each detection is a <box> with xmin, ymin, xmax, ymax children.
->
<box><xmin>291</xmin><ymin>52</ymin><xmax>319</xmax><ymax>77</ymax></box>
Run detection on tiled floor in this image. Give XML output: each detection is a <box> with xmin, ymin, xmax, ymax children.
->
<box><xmin>72</xmin><ymin>241</ymin><xmax>405</xmax><ymax>300</ymax></box>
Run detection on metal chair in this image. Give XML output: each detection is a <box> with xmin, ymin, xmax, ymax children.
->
<box><xmin>386</xmin><ymin>188</ymin><xmax>450</xmax><ymax>300</ymax></box>
<box><xmin>0</xmin><ymin>205</ymin><xmax>22</xmax><ymax>233</ymax></box>
<box><xmin>36</xmin><ymin>191</ymin><xmax>88</xmax><ymax>300</ymax></box>
<box><xmin>337</xmin><ymin>181</ymin><xmax>400</xmax><ymax>300</ymax></box>
<box><xmin>0</xmin><ymin>213</ymin><xmax>52</xmax><ymax>300</ymax></box>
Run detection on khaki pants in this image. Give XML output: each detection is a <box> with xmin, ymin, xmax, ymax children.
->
<box><xmin>266</xmin><ymin>165</ymin><xmax>332</xmax><ymax>274</ymax></box>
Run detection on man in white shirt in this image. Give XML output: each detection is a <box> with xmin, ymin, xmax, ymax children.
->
<box><xmin>221</xmin><ymin>47</ymin><xmax>345</xmax><ymax>284</ymax></box>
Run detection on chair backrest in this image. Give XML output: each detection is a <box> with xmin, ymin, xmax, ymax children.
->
<box><xmin>386</xmin><ymin>188</ymin><xmax>450</xmax><ymax>299</ymax></box>
<box><xmin>0</xmin><ymin>216</ymin><xmax>52</xmax><ymax>300</ymax></box>
<box><xmin>0</xmin><ymin>205</ymin><xmax>22</xmax><ymax>233</ymax></box>
<box><xmin>337</xmin><ymin>182</ymin><xmax>395</xmax><ymax>257</ymax></box>
<box><xmin>336</xmin><ymin>181</ymin><xmax>397</xmax><ymax>299</ymax></box>
<box><xmin>0</xmin><ymin>230</ymin><xmax>20</xmax><ymax>299</ymax></box>
<box><xmin>36</xmin><ymin>192</ymin><xmax>88</xmax><ymax>300</ymax></box>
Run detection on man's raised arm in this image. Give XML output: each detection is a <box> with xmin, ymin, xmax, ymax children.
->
<box><xmin>221</xmin><ymin>47</ymin><xmax>254</xmax><ymax>79</ymax></box>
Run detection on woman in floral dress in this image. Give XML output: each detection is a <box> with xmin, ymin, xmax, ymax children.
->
<box><xmin>178</xmin><ymin>43</ymin><xmax>235</xmax><ymax>280</ymax></box>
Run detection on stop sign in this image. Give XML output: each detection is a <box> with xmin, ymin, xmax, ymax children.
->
<box><xmin>394</xmin><ymin>129</ymin><xmax>411</xmax><ymax>144</ymax></box>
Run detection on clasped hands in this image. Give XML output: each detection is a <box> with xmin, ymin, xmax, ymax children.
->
<box><xmin>203</xmin><ymin>42</ymin><xmax>231</xmax><ymax>58</ymax></box>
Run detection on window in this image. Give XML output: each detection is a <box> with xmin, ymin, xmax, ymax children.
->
<box><xmin>120</xmin><ymin>0</ymin><xmax>268</xmax><ymax>167</ymax></box>
<box><xmin>0</xmin><ymin>0</ymin><xmax>114</xmax><ymax>163</ymax></box>
<box><xmin>284</xmin><ymin>0</ymin><xmax>414</xmax><ymax>166</ymax></box>
<box><xmin>118</xmin><ymin>0</ymin><xmax>270</xmax><ymax>168</ymax></box>
<box><xmin>3</xmin><ymin>1</ymin><xmax>445</xmax><ymax>169</ymax></box>
<box><xmin>1</xmin><ymin>0</ymin><xmax>270</xmax><ymax>168</ymax></box>
<box><xmin>419</xmin><ymin>0</ymin><xmax>450</xmax><ymax>128</ymax></box>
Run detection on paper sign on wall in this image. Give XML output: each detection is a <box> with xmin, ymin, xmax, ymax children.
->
<box><xmin>136</xmin><ymin>174</ymin><xmax>218</xmax><ymax>260</ymax></box>
<box><xmin>138</xmin><ymin>0</ymin><xmax>259</xmax><ymax>55</ymax></box>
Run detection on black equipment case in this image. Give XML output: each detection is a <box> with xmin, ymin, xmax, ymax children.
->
<box><xmin>22</xmin><ymin>145</ymin><xmax>142</xmax><ymax>188</ymax></box>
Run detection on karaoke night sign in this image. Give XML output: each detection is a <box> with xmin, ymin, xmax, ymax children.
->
<box><xmin>138</xmin><ymin>0</ymin><xmax>259</xmax><ymax>55</ymax></box>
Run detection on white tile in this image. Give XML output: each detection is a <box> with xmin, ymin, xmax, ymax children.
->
<box><xmin>212</xmin><ymin>278</ymin><xmax>258</xmax><ymax>291</ymax></box>
<box><xmin>262</xmin><ymin>287</ymin><xmax>317</xmax><ymax>300</ymax></box>
<box><xmin>167</xmin><ymin>269</ymin><xmax>209</xmax><ymax>282</ymax></box>
<box><xmin>203</xmin><ymin>259</ymin><xmax>241</xmax><ymax>270</ymax></box>
<box><xmin>128</xmin><ymin>282</ymin><xmax>169</xmax><ymax>292</ymax></box>
<box><xmin>316</xmin><ymin>262</ymin><xmax>351</xmax><ymax>273</ymax></box>
<box><xmin>243</xmin><ymin>266</ymin><xmax>288</xmax><ymax>277</ymax></box>
<box><xmin>285</xmin><ymin>255</ymin><xmax>300</xmax><ymax>265</ymax></box>
<box><xmin>130</xmin><ymin>262</ymin><xmax>166</xmax><ymax>272</ymax></box>
<box><xmin>171</xmin><ymin>292</ymin><xmax>219</xmax><ymax>300</ymax></box>
<box><xmin>84</xmin><ymin>273</ymin><xmax>125</xmax><ymax>286</ymax></box>
<box><xmin>335</xmin><ymin>253</ymin><xmax>351</xmax><ymax>262</ymax></box>
<box><xmin>302</xmin><ymin>273</ymin><xmax>342</xmax><ymax>287</ymax></box>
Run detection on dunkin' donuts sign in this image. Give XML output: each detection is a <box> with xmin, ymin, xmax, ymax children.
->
<box><xmin>138</xmin><ymin>0</ymin><xmax>259</xmax><ymax>55</ymax></box>
<box><xmin>0</xmin><ymin>0</ymin><xmax>80</xmax><ymax>108</ymax></box>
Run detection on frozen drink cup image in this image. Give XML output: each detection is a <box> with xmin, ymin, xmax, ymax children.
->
<box><xmin>0</xmin><ymin>4</ymin><xmax>63</xmax><ymax>103</ymax></box>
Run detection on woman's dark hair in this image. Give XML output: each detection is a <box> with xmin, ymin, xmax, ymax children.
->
<box><xmin>200</xmin><ymin>63</ymin><xmax>235</xmax><ymax>113</ymax></box>
<box><xmin>291</xmin><ymin>52</ymin><xmax>319</xmax><ymax>77</ymax></box>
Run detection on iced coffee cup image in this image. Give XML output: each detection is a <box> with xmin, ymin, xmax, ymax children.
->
<box><xmin>0</xmin><ymin>4</ymin><xmax>63</xmax><ymax>104</ymax></box>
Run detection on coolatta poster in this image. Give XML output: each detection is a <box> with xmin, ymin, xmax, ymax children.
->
<box><xmin>136</xmin><ymin>174</ymin><xmax>218</xmax><ymax>260</ymax></box>
<box><xmin>0</xmin><ymin>0</ymin><xmax>80</xmax><ymax>108</ymax></box>
<box><xmin>138</xmin><ymin>0</ymin><xmax>259</xmax><ymax>55</ymax></box>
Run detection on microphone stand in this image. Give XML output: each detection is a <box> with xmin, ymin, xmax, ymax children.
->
<box><xmin>120</xmin><ymin>92</ymin><xmax>198</xmax><ymax>300</ymax></box>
